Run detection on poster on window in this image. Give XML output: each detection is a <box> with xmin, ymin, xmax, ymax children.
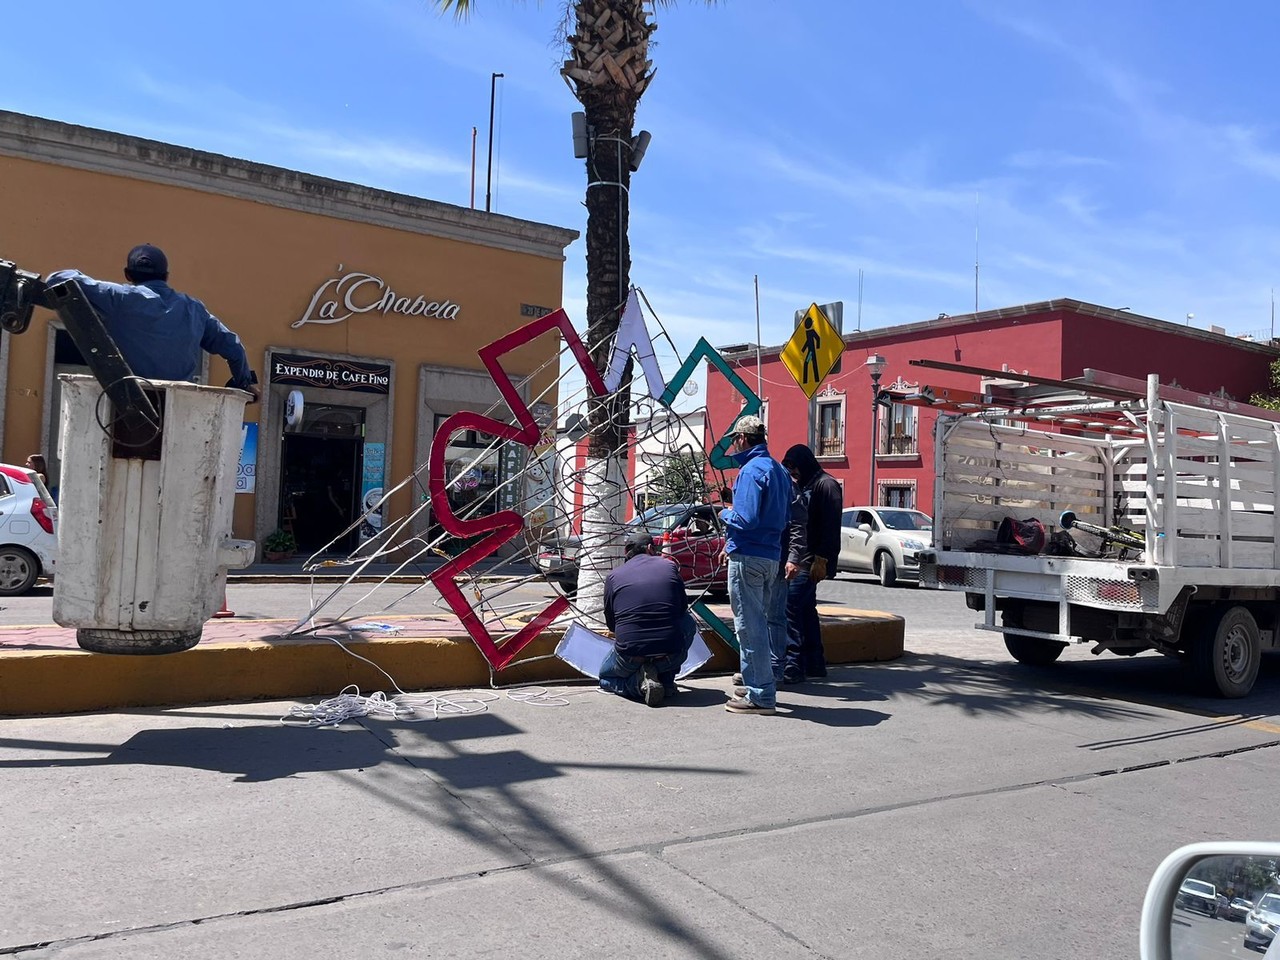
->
<box><xmin>359</xmin><ymin>442</ymin><xmax>385</xmax><ymax>542</ymax></box>
<box><xmin>236</xmin><ymin>423</ymin><xmax>258</xmax><ymax>493</ymax></box>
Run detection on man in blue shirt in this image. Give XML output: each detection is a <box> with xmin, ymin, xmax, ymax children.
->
<box><xmin>46</xmin><ymin>244</ymin><xmax>258</xmax><ymax>398</ymax></box>
<box><xmin>718</xmin><ymin>414</ymin><xmax>792</xmax><ymax>715</ymax></box>
<box><xmin>599</xmin><ymin>529</ymin><xmax>697</xmax><ymax>707</ymax></box>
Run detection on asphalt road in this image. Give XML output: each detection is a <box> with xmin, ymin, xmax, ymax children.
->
<box><xmin>1171</xmin><ymin>907</ymin><xmax>1256</xmax><ymax>959</ymax></box>
<box><xmin>4</xmin><ymin>572</ymin><xmax>1280</xmax><ymax>958</ymax></box>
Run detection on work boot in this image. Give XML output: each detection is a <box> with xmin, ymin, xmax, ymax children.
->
<box><xmin>640</xmin><ymin>664</ymin><xmax>665</xmax><ymax>707</ymax></box>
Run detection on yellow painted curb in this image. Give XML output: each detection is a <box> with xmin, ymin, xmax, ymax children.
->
<box><xmin>0</xmin><ymin>608</ymin><xmax>903</xmax><ymax>717</ymax></box>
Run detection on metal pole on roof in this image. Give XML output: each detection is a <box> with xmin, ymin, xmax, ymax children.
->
<box><xmin>753</xmin><ymin>275</ymin><xmax>763</xmax><ymax>396</ymax></box>
<box><xmin>486</xmin><ymin>73</ymin><xmax>504</xmax><ymax>213</ymax></box>
<box><xmin>974</xmin><ymin>193</ymin><xmax>980</xmax><ymax>314</ymax></box>
<box><xmin>857</xmin><ymin>268</ymin><xmax>864</xmax><ymax>332</ymax></box>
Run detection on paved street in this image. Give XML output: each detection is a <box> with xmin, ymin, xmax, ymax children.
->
<box><xmin>3</xmin><ymin>574</ymin><xmax>1280</xmax><ymax>958</ymax></box>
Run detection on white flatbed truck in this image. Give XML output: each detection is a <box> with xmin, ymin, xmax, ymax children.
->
<box><xmin>917</xmin><ymin>370</ymin><xmax>1280</xmax><ymax>697</ymax></box>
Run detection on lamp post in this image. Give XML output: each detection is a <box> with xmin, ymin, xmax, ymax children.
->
<box><xmin>866</xmin><ymin>354</ymin><xmax>886</xmax><ymax>505</ymax></box>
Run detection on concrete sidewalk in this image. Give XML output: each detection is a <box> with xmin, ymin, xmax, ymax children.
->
<box><xmin>0</xmin><ymin>605</ymin><xmax>904</xmax><ymax>716</ymax></box>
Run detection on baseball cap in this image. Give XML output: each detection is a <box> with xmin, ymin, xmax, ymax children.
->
<box><xmin>126</xmin><ymin>243</ymin><xmax>168</xmax><ymax>277</ymax></box>
<box><xmin>731</xmin><ymin>414</ymin><xmax>766</xmax><ymax>437</ymax></box>
<box><xmin>624</xmin><ymin>528</ymin><xmax>655</xmax><ymax>553</ymax></box>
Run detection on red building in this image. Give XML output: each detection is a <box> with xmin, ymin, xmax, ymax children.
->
<box><xmin>705</xmin><ymin>299</ymin><xmax>1280</xmax><ymax>513</ymax></box>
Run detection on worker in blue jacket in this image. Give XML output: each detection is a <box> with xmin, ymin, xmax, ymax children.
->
<box><xmin>718</xmin><ymin>414</ymin><xmax>792</xmax><ymax>715</ymax></box>
<box><xmin>46</xmin><ymin>244</ymin><xmax>259</xmax><ymax>398</ymax></box>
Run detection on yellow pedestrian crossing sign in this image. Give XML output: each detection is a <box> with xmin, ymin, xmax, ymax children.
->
<box><xmin>781</xmin><ymin>303</ymin><xmax>844</xmax><ymax>399</ymax></box>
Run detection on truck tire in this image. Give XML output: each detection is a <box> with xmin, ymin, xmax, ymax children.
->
<box><xmin>1190</xmin><ymin>605</ymin><xmax>1260</xmax><ymax>698</ymax></box>
<box><xmin>1001</xmin><ymin>609</ymin><xmax>1066</xmax><ymax>665</ymax></box>
<box><xmin>1003</xmin><ymin>633</ymin><xmax>1067</xmax><ymax>665</ymax></box>
<box><xmin>876</xmin><ymin>551</ymin><xmax>898</xmax><ymax>587</ymax></box>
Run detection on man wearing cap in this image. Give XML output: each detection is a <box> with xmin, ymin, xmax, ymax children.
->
<box><xmin>599</xmin><ymin>529</ymin><xmax>697</xmax><ymax>707</ymax></box>
<box><xmin>45</xmin><ymin>244</ymin><xmax>259</xmax><ymax>398</ymax></box>
<box><xmin>718</xmin><ymin>414</ymin><xmax>793</xmax><ymax>716</ymax></box>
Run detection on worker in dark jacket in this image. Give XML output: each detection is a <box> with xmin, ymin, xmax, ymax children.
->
<box><xmin>781</xmin><ymin>444</ymin><xmax>844</xmax><ymax>681</ymax></box>
<box><xmin>600</xmin><ymin>529</ymin><xmax>696</xmax><ymax>707</ymax></box>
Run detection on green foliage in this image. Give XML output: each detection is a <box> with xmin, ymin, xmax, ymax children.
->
<box><xmin>647</xmin><ymin>452</ymin><xmax>710</xmax><ymax>506</ymax></box>
<box><xmin>1250</xmin><ymin>359</ymin><xmax>1280</xmax><ymax>410</ymax></box>
<box><xmin>263</xmin><ymin>528</ymin><xmax>297</xmax><ymax>553</ymax></box>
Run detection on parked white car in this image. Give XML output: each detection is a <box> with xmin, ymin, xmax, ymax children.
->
<box><xmin>0</xmin><ymin>464</ymin><xmax>57</xmax><ymax>595</ymax></box>
<box><xmin>837</xmin><ymin>506</ymin><xmax>933</xmax><ymax>587</ymax></box>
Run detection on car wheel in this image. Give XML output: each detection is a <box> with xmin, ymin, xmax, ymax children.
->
<box><xmin>876</xmin><ymin>551</ymin><xmax>898</xmax><ymax>587</ymax></box>
<box><xmin>0</xmin><ymin>545</ymin><xmax>39</xmax><ymax>595</ymax></box>
<box><xmin>1190</xmin><ymin>605</ymin><xmax>1261</xmax><ymax>698</ymax></box>
<box><xmin>553</xmin><ymin>578</ymin><xmax>579</xmax><ymax>600</ymax></box>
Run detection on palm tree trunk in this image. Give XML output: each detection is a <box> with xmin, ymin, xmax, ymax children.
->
<box><xmin>562</xmin><ymin>0</ymin><xmax>655</xmax><ymax>619</ymax></box>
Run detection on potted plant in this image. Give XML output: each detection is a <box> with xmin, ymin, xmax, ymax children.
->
<box><xmin>262</xmin><ymin>528</ymin><xmax>296</xmax><ymax>562</ymax></box>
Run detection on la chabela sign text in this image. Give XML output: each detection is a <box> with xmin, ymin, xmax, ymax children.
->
<box><xmin>293</xmin><ymin>267</ymin><xmax>460</xmax><ymax>329</ymax></box>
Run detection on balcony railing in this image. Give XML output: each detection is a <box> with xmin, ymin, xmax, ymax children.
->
<box><xmin>879</xmin><ymin>433</ymin><xmax>917</xmax><ymax>455</ymax></box>
<box><xmin>817</xmin><ymin>434</ymin><xmax>844</xmax><ymax>457</ymax></box>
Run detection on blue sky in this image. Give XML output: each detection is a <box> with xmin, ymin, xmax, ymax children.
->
<box><xmin>5</xmin><ymin>0</ymin><xmax>1280</xmax><ymax>384</ymax></box>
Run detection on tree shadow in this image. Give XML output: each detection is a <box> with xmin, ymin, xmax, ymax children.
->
<box><xmin>805</xmin><ymin>655</ymin><xmax>1159</xmax><ymax>722</ymax></box>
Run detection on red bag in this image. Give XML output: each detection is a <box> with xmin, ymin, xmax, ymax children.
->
<box><xmin>996</xmin><ymin>516</ymin><xmax>1046</xmax><ymax>555</ymax></box>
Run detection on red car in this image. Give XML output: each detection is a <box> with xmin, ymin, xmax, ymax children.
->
<box><xmin>633</xmin><ymin>503</ymin><xmax>728</xmax><ymax>598</ymax></box>
<box><xmin>535</xmin><ymin>502</ymin><xmax>729</xmax><ymax>598</ymax></box>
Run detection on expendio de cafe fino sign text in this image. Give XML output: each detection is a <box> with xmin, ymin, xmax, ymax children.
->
<box><xmin>271</xmin><ymin>354</ymin><xmax>391</xmax><ymax>394</ymax></box>
<box><xmin>293</xmin><ymin>267</ymin><xmax>460</xmax><ymax>329</ymax></box>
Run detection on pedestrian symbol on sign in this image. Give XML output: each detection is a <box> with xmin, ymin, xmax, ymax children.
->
<box><xmin>801</xmin><ymin>317</ymin><xmax>821</xmax><ymax>384</ymax></box>
<box><xmin>781</xmin><ymin>303</ymin><xmax>844</xmax><ymax>399</ymax></box>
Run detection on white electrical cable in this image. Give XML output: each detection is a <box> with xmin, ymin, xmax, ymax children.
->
<box><xmin>280</xmin><ymin>632</ymin><xmax>567</xmax><ymax>726</ymax></box>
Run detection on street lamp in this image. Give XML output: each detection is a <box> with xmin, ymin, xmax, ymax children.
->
<box><xmin>866</xmin><ymin>354</ymin><xmax>887</xmax><ymax>505</ymax></box>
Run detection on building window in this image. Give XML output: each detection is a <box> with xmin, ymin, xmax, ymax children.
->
<box><xmin>816</xmin><ymin>397</ymin><xmax>844</xmax><ymax>458</ymax></box>
<box><xmin>880</xmin><ymin>483</ymin><xmax>915</xmax><ymax>509</ymax></box>
<box><xmin>878</xmin><ymin>402</ymin><xmax>917</xmax><ymax>455</ymax></box>
<box><xmin>433</xmin><ymin>413</ymin><xmax>502</xmax><ymax>524</ymax></box>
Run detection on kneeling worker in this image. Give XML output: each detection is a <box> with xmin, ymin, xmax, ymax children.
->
<box><xmin>600</xmin><ymin>529</ymin><xmax>697</xmax><ymax>707</ymax></box>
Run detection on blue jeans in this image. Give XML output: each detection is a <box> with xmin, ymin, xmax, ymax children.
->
<box><xmin>728</xmin><ymin>554</ymin><xmax>781</xmax><ymax>708</ymax></box>
<box><xmin>599</xmin><ymin>613</ymin><xmax>697</xmax><ymax>702</ymax></box>
<box><xmin>785</xmin><ymin>570</ymin><xmax>826</xmax><ymax>677</ymax></box>
<box><xmin>768</xmin><ymin>567</ymin><xmax>788</xmax><ymax>680</ymax></box>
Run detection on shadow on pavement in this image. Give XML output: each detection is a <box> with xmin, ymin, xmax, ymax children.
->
<box><xmin>780</xmin><ymin>703</ymin><xmax>891</xmax><ymax>727</ymax></box>
<box><xmin>846</xmin><ymin>647</ymin><xmax>1280</xmax><ymax>724</ymax></box>
<box><xmin>813</xmin><ymin>655</ymin><xmax>1159</xmax><ymax>721</ymax></box>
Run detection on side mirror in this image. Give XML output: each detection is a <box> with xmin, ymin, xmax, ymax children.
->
<box><xmin>1140</xmin><ymin>842</ymin><xmax>1280</xmax><ymax>959</ymax></box>
<box><xmin>858</xmin><ymin>523</ymin><xmax>873</xmax><ymax>534</ymax></box>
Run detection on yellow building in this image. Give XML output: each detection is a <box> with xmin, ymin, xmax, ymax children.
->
<box><xmin>0</xmin><ymin>111</ymin><xmax>576</xmax><ymax>554</ymax></box>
